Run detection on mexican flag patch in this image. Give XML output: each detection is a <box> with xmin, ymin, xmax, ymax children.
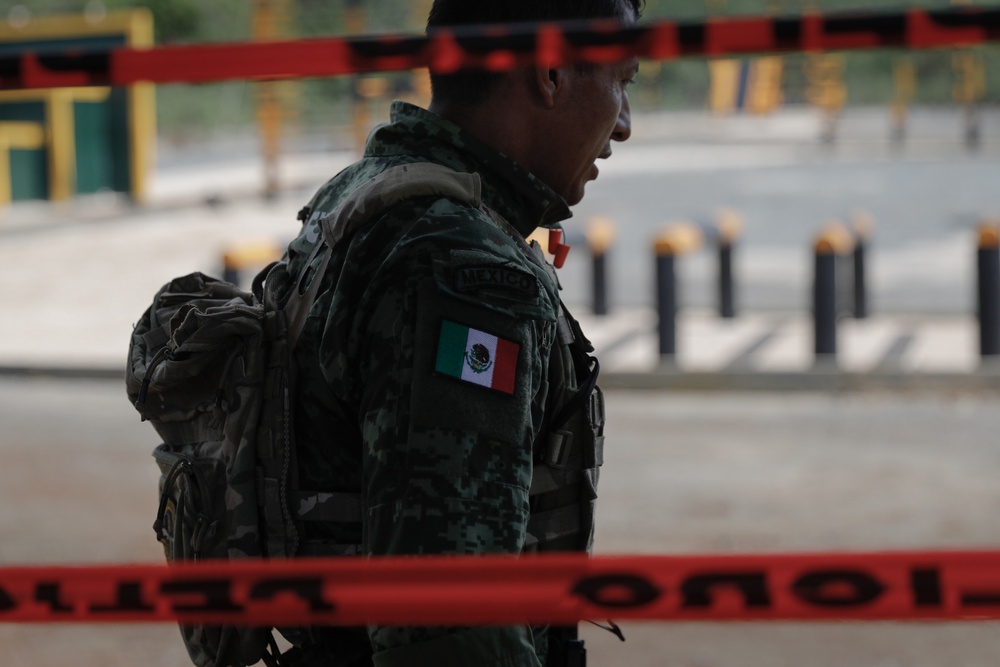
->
<box><xmin>435</xmin><ymin>320</ymin><xmax>520</xmax><ymax>395</ymax></box>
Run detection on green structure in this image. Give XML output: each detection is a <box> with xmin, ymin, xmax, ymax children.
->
<box><xmin>0</xmin><ymin>10</ymin><xmax>155</xmax><ymax>204</ymax></box>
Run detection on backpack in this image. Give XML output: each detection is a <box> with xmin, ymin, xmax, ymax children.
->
<box><xmin>125</xmin><ymin>163</ymin><xmax>483</xmax><ymax>667</ymax></box>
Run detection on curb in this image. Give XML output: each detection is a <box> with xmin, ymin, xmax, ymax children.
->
<box><xmin>600</xmin><ymin>369</ymin><xmax>1000</xmax><ymax>392</ymax></box>
<box><xmin>0</xmin><ymin>366</ymin><xmax>124</xmax><ymax>381</ymax></box>
<box><xmin>3</xmin><ymin>364</ymin><xmax>1000</xmax><ymax>393</ymax></box>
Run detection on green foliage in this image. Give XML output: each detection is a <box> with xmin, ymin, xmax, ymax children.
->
<box><xmin>195</xmin><ymin>0</ymin><xmax>253</xmax><ymax>42</ymax></box>
<box><xmin>0</xmin><ymin>0</ymin><xmax>79</xmax><ymax>16</ymax></box>
<box><xmin>155</xmin><ymin>81</ymin><xmax>255</xmax><ymax>138</ymax></box>
<box><xmin>103</xmin><ymin>0</ymin><xmax>202</xmax><ymax>43</ymax></box>
<box><xmin>291</xmin><ymin>0</ymin><xmax>428</xmax><ymax>35</ymax></box>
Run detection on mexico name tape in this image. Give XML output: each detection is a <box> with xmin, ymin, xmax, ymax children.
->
<box><xmin>3</xmin><ymin>7</ymin><xmax>1000</xmax><ymax>90</ymax></box>
<box><xmin>4</xmin><ymin>551</ymin><xmax>1000</xmax><ymax>625</ymax></box>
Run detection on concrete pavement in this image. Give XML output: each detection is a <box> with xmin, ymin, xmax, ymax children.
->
<box><xmin>3</xmin><ymin>377</ymin><xmax>1000</xmax><ymax>666</ymax></box>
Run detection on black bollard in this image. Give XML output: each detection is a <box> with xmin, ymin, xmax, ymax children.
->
<box><xmin>852</xmin><ymin>242</ymin><xmax>868</xmax><ymax>319</ymax></box>
<box><xmin>716</xmin><ymin>209</ymin><xmax>742</xmax><ymax>319</ymax></box>
<box><xmin>655</xmin><ymin>224</ymin><xmax>702</xmax><ymax>363</ymax></box>
<box><xmin>852</xmin><ymin>211</ymin><xmax>874</xmax><ymax>320</ymax></box>
<box><xmin>656</xmin><ymin>250</ymin><xmax>677</xmax><ymax>358</ymax></box>
<box><xmin>813</xmin><ymin>224</ymin><xmax>852</xmax><ymax>365</ymax></box>
<box><xmin>719</xmin><ymin>242</ymin><xmax>735</xmax><ymax>319</ymax></box>
<box><xmin>814</xmin><ymin>244</ymin><xmax>838</xmax><ymax>360</ymax></box>
<box><xmin>587</xmin><ymin>218</ymin><xmax>616</xmax><ymax>317</ymax></box>
<box><xmin>593</xmin><ymin>252</ymin><xmax>608</xmax><ymax>316</ymax></box>
<box><xmin>978</xmin><ymin>223</ymin><xmax>1000</xmax><ymax>358</ymax></box>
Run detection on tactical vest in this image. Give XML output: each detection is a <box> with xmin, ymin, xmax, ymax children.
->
<box><xmin>293</xmin><ymin>163</ymin><xmax>605</xmax><ymax>558</ymax></box>
<box><xmin>476</xmin><ymin>208</ymin><xmax>606</xmax><ymax>555</ymax></box>
<box><xmin>528</xmin><ymin>302</ymin><xmax>604</xmax><ymax>553</ymax></box>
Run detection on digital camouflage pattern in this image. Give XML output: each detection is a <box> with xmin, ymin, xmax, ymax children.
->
<box><xmin>126</xmin><ymin>101</ymin><xmax>606</xmax><ymax>667</ymax></box>
<box><xmin>286</xmin><ymin>102</ymin><xmax>606</xmax><ymax>667</ymax></box>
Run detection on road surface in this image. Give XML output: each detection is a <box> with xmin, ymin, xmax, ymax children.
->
<box><xmin>1</xmin><ymin>376</ymin><xmax>998</xmax><ymax>666</ymax></box>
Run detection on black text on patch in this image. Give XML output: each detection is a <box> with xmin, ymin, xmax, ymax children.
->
<box><xmin>454</xmin><ymin>265</ymin><xmax>538</xmax><ymax>299</ymax></box>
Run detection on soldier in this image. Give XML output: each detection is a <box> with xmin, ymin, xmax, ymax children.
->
<box><xmin>283</xmin><ymin>0</ymin><xmax>641</xmax><ymax>665</ymax></box>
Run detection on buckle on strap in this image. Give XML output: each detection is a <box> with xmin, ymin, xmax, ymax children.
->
<box><xmin>545</xmin><ymin>430</ymin><xmax>574</xmax><ymax>469</ymax></box>
<box><xmin>592</xmin><ymin>435</ymin><xmax>605</xmax><ymax>468</ymax></box>
<box><xmin>589</xmin><ymin>386</ymin><xmax>606</xmax><ymax>433</ymax></box>
<box><xmin>586</xmin><ymin>387</ymin><xmax>606</xmax><ymax>469</ymax></box>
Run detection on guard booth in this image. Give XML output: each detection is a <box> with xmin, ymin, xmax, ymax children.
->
<box><xmin>0</xmin><ymin>9</ymin><xmax>155</xmax><ymax>205</ymax></box>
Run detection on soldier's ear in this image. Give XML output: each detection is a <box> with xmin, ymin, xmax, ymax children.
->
<box><xmin>534</xmin><ymin>65</ymin><xmax>564</xmax><ymax>109</ymax></box>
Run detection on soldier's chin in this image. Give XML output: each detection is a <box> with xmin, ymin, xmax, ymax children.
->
<box><xmin>565</xmin><ymin>183</ymin><xmax>587</xmax><ymax>207</ymax></box>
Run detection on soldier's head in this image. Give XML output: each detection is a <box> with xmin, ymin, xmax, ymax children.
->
<box><xmin>426</xmin><ymin>0</ymin><xmax>642</xmax><ymax>206</ymax></box>
<box><xmin>426</xmin><ymin>0</ymin><xmax>643</xmax><ymax>108</ymax></box>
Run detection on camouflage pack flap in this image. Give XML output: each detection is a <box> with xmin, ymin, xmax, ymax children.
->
<box><xmin>127</xmin><ymin>273</ymin><xmax>264</xmax><ymax>442</ymax></box>
<box><xmin>127</xmin><ymin>271</ymin><xmax>270</xmax><ymax>553</ymax></box>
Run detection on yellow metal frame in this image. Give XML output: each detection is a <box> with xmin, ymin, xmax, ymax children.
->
<box><xmin>708</xmin><ymin>58</ymin><xmax>783</xmax><ymax>116</ymax></box>
<box><xmin>745</xmin><ymin>57</ymin><xmax>783</xmax><ymax>115</ymax></box>
<box><xmin>708</xmin><ymin>59</ymin><xmax>742</xmax><ymax>115</ymax></box>
<box><xmin>0</xmin><ymin>9</ymin><xmax>155</xmax><ymax>203</ymax></box>
<box><xmin>953</xmin><ymin>51</ymin><xmax>986</xmax><ymax>105</ymax></box>
<box><xmin>0</xmin><ymin>87</ymin><xmax>110</xmax><ymax>202</ymax></box>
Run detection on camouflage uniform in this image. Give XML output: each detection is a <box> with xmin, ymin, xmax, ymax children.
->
<box><xmin>285</xmin><ymin>101</ymin><xmax>604</xmax><ymax>667</ymax></box>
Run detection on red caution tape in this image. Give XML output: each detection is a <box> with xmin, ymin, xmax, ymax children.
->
<box><xmin>1</xmin><ymin>8</ymin><xmax>999</xmax><ymax>90</ymax></box>
<box><xmin>3</xmin><ymin>551</ymin><xmax>1000</xmax><ymax>625</ymax></box>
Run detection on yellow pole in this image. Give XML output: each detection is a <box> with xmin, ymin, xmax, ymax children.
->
<box><xmin>253</xmin><ymin>0</ymin><xmax>292</xmax><ymax>198</ymax></box>
<box><xmin>953</xmin><ymin>50</ymin><xmax>985</xmax><ymax>149</ymax></box>
<box><xmin>805</xmin><ymin>54</ymin><xmax>846</xmax><ymax>143</ymax></box>
<box><xmin>708</xmin><ymin>59</ymin><xmax>741</xmax><ymax>116</ymax></box>
<box><xmin>126</xmin><ymin>8</ymin><xmax>155</xmax><ymax>204</ymax></box>
<box><xmin>890</xmin><ymin>57</ymin><xmax>915</xmax><ymax>144</ymax></box>
<box><xmin>746</xmin><ymin>57</ymin><xmax>784</xmax><ymax>115</ymax></box>
<box><xmin>345</xmin><ymin>1</ymin><xmax>368</xmax><ymax>156</ymax></box>
<box><xmin>408</xmin><ymin>0</ymin><xmax>434</xmax><ymax>107</ymax></box>
<box><xmin>45</xmin><ymin>90</ymin><xmax>75</xmax><ymax>201</ymax></box>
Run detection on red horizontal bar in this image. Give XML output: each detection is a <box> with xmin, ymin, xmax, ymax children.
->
<box><xmin>2</xmin><ymin>550</ymin><xmax>1000</xmax><ymax>625</ymax></box>
<box><xmin>0</xmin><ymin>8</ymin><xmax>998</xmax><ymax>90</ymax></box>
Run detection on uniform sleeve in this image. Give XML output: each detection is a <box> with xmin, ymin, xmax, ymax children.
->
<box><xmin>329</xmin><ymin>212</ymin><xmax>555</xmax><ymax>666</ymax></box>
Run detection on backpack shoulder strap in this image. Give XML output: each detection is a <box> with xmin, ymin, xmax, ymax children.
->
<box><xmin>322</xmin><ymin>162</ymin><xmax>481</xmax><ymax>247</ymax></box>
<box><xmin>284</xmin><ymin>162</ymin><xmax>482</xmax><ymax>350</ymax></box>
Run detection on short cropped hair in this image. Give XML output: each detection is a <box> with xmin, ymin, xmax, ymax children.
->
<box><xmin>426</xmin><ymin>0</ymin><xmax>643</xmax><ymax>107</ymax></box>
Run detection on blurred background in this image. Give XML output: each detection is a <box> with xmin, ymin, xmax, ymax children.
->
<box><xmin>2</xmin><ymin>0</ymin><xmax>999</xmax><ymax>325</ymax></box>
<box><xmin>0</xmin><ymin>1</ymin><xmax>999</xmax><ymax>665</ymax></box>
<box><xmin>4</xmin><ymin>0</ymin><xmax>999</xmax><ymax>151</ymax></box>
